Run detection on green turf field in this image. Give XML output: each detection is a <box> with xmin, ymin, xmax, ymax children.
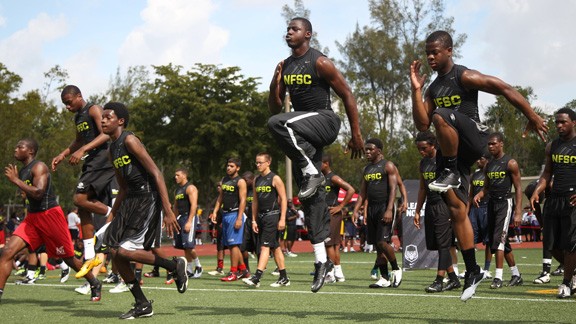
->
<box><xmin>1</xmin><ymin>248</ymin><xmax>573</xmax><ymax>323</ymax></box>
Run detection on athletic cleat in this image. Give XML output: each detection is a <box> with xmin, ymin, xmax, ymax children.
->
<box><xmin>443</xmin><ymin>278</ymin><xmax>462</xmax><ymax>291</ymax></box>
<box><xmin>270</xmin><ymin>277</ymin><xmax>290</xmax><ymax>287</ymax></box>
<box><xmin>75</xmin><ymin>282</ymin><xmax>90</xmax><ymax>295</ymax></box>
<box><xmin>110</xmin><ymin>282</ymin><xmax>130</xmax><ymax>293</ymax></box>
<box><xmin>370</xmin><ymin>268</ymin><xmax>379</xmax><ymax>280</ymax></box>
<box><xmin>458</xmin><ymin>271</ymin><xmax>466</xmax><ymax>280</ymax></box>
<box><xmin>119</xmin><ymin>300</ymin><xmax>154</xmax><ymax>319</ymax></box>
<box><xmin>207</xmin><ymin>268</ymin><xmax>225</xmax><ymax>276</ymax></box>
<box><xmin>533</xmin><ymin>271</ymin><xmax>550</xmax><ymax>284</ymax></box>
<box><xmin>173</xmin><ymin>257</ymin><xmax>188</xmax><ymax>293</ymax></box>
<box><xmin>75</xmin><ymin>258</ymin><xmax>102</xmax><ymax>279</ymax></box>
<box><xmin>103</xmin><ymin>272</ymin><xmax>120</xmax><ymax>284</ymax></box>
<box><xmin>428</xmin><ymin>169</ymin><xmax>461</xmax><ymax>192</ymax></box>
<box><xmin>335</xmin><ymin>275</ymin><xmax>346</xmax><ymax>283</ymax></box>
<box><xmin>391</xmin><ymin>269</ymin><xmax>403</xmax><ymax>288</ymax></box>
<box><xmin>552</xmin><ymin>265</ymin><xmax>564</xmax><ymax>276</ymax></box>
<box><xmin>221</xmin><ymin>272</ymin><xmax>238</xmax><ymax>282</ymax></box>
<box><xmin>369</xmin><ymin>276</ymin><xmax>391</xmax><ymax>288</ymax></box>
<box><xmin>90</xmin><ymin>281</ymin><xmax>102</xmax><ymax>302</ymax></box>
<box><xmin>460</xmin><ymin>269</ymin><xmax>485</xmax><ymax>301</ymax></box>
<box><xmin>508</xmin><ymin>275</ymin><xmax>523</xmax><ymax>287</ymax></box>
<box><xmin>192</xmin><ymin>266</ymin><xmax>203</xmax><ymax>278</ymax></box>
<box><xmin>298</xmin><ymin>174</ymin><xmax>325</xmax><ymax>200</ymax></box>
<box><xmin>15</xmin><ymin>277</ymin><xmax>36</xmax><ymax>285</ymax></box>
<box><xmin>490</xmin><ymin>278</ymin><xmax>503</xmax><ymax>289</ymax></box>
<box><xmin>558</xmin><ymin>284</ymin><xmax>571</xmax><ymax>299</ymax></box>
<box><xmin>144</xmin><ymin>270</ymin><xmax>160</xmax><ymax>278</ymax></box>
<box><xmin>60</xmin><ymin>268</ymin><xmax>70</xmax><ymax>283</ymax></box>
<box><xmin>237</xmin><ymin>269</ymin><xmax>251</xmax><ymax>279</ymax></box>
<box><xmin>311</xmin><ymin>260</ymin><xmax>333</xmax><ymax>293</ymax></box>
<box><xmin>36</xmin><ymin>274</ymin><xmax>46</xmax><ymax>280</ymax></box>
<box><xmin>325</xmin><ymin>272</ymin><xmax>336</xmax><ymax>284</ymax></box>
<box><xmin>285</xmin><ymin>251</ymin><xmax>298</xmax><ymax>257</ymax></box>
<box><xmin>271</xmin><ymin>268</ymin><xmax>280</xmax><ymax>276</ymax></box>
<box><xmin>484</xmin><ymin>271</ymin><xmax>493</xmax><ymax>279</ymax></box>
<box><xmin>571</xmin><ymin>275</ymin><xmax>576</xmax><ymax>295</ymax></box>
<box><xmin>242</xmin><ymin>276</ymin><xmax>261</xmax><ymax>287</ymax></box>
<box><xmin>425</xmin><ymin>280</ymin><xmax>443</xmax><ymax>293</ymax></box>
<box><xmin>14</xmin><ymin>268</ymin><xmax>26</xmax><ymax>276</ymax></box>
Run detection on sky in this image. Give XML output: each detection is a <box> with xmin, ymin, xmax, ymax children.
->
<box><xmin>0</xmin><ymin>0</ymin><xmax>575</xmax><ymax>114</ymax></box>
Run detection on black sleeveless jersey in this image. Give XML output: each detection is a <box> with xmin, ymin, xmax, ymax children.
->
<box><xmin>109</xmin><ymin>131</ymin><xmax>156</xmax><ymax>194</ymax></box>
<box><xmin>428</xmin><ymin>64</ymin><xmax>481</xmax><ymax>123</ymax></box>
<box><xmin>485</xmin><ymin>154</ymin><xmax>513</xmax><ymax>198</ymax></box>
<box><xmin>419</xmin><ymin>156</ymin><xmax>442</xmax><ymax>203</ymax></box>
<box><xmin>363</xmin><ymin>159</ymin><xmax>389</xmax><ymax>204</ymax></box>
<box><xmin>470</xmin><ymin>169</ymin><xmax>488</xmax><ymax>205</ymax></box>
<box><xmin>282</xmin><ymin>48</ymin><xmax>331</xmax><ymax>111</ymax></box>
<box><xmin>246</xmin><ymin>187</ymin><xmax>253</xmax><ymax>214</ymax></box>
<box><xmin>221</xmin><ymin>175</ymin><xmax>241</xmax><ymax>211</ymax></box>
<box><xmin>254</xmin><ymin>172</ymin><xmax>279</xmax><ymax>212</ymax></box>
<box><xmin>19</xmin><ymin>160</ymin><xmax>59</xmax><ymax>212</ymax></box>
<box><xmin>75</xmin><ymin>102</ymin><xmax>108</xmax><ymax>154</ymax></box>
<box><xmin>324</xmin><ymin>171</ymin><xmax>341</xmax><ymax>207</ymax></box>
<box><xmin>550</xmin><ymin>136</ymin><xmax>576</xmax><ymax>195</ymax></box>
<box><xmin>175</xmin><ymin>182</ymin><xmax>191</xmax><ymax>216</ymax></box>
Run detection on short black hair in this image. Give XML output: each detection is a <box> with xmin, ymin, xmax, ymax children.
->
<box><xmin>488</xmin><ymin>131</ymin><xmax>504</xmax><ymax>143</ymax></box>
<box><xmin>322</xmin><ymin>154</ymin><xmax>332</xmax><ymax>164</ymax></box>
<box><xmin>228</xmin><ymin>157</ymin><xmax>241</xmax><ymax>167</ymax></box>
<box><xmin>366</xmin><ymin>138</ymin><xmax>383</xmax><ymax>150</ymax></box>
<box><xmin>556</xmin><ymin>107</ymin><xmax>576</xmax><ymax>121</ymax></box>
<box><xmin>415</xmin><ymin>130</ymin><xmax>436</xmax><ymax>146</ymax></box>
<box><xmin>175</xmin><ymin>168</ymin><xmax>188</xmax><ymax>176</ymax></box>
<box><xmin>426</xmin><ymin>30</ymin><xmax>453</xmax><ymax>49</ymax></box>
<box><xmin>21</xmin><ymin>138</ymin><xmax>39</xmax><ymax>157</ymax></box>
<box><xmin>291</xmin><ymin>17</ymin><xmax>312</xmax><ymax>33</ymax></box>
<box><xmin>61</xmin><ymin>85</ymin><xmax>81</xmax><ymax>97</ymax></box>
<box><xmin>103</xmin><ymin>102</ymin><xmax>130</xmax><ymax>127</ymax></box>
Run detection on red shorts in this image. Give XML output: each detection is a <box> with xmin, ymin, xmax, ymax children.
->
<box><xmin>14</xmin><ymin>206</ymin><xmax>75</xmax><ymax>258</ymax></box>
<box><xmin>0</xmin><ymin>229</ymin><xmax>5</xmax><ymax>245</ymax></box>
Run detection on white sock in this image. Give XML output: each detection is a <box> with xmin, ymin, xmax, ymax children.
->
<box><xmin>27</xmin><ymin>270</ymin><xmax>36</xmax><ymax>279</ymax></box>
<box><xmin>452</xmin><ymin>264</ymin><xmax>459</xmax><ymax>277</ymax></box>
<box><xmin>83</xmin><ymin>239</ymin><xmax>96</xmax><ymax>260</ymax></box>
<box><xmin>302</xmin><ymin>164</ymin><xmax>318</xmax><ymax>176</ymax></box>
<box><xmin>187</xmin><ymin>262</ymin><xmax>194</xmax><ymax>273</ymax></box>
<box><xmin>510</xmin><ymin>266</ymin><xmax>520</xmax><ymax>277</ymax></box>
<box><xmin>543</xmin><ymin>258</ymin><xmax>552</xmax><ymax>265</ymax></box>
<box><xmin>194</xmin><ymin>257</ymin><xmax>201</xmax><ymax>267</ymax></box>
<box><xmin>313</xmin><ymin>243</ymin><xmax>327</xmax><ymax>263</ymax></box>
<box><xmin>495</xmin><ymin>268</ymin><xmax>503</xmax><ymax>280</ymax></box>
<box><xmin>334</xmin><ymin>264</ymin><xmax>344</xmax><ymax>277</ymax></box>
<box><xmin>60</xmin><ymin>261</ymin><xmax>69</xmax><ymax>271</ymax></box>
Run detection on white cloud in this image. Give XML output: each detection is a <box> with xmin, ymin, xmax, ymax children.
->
<box><xmin>0</xmin><ymin>13</ymin><xmax>68</xmax><ymax>94</ymax></box>
<box><xmin>118</xmin><ymin>0</ymin><xmax>229</xmax><ymax>68</ymax></box>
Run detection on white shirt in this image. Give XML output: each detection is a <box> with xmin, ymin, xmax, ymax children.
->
<box><xmin>67</xmin><ymin>211</ymin><xmax>81</xmax><ymax>230</ymax></box>
<box><xmin>296</xmin><ymin>210</ymin><xmax>305</xmax><ymax>226</ymax></box>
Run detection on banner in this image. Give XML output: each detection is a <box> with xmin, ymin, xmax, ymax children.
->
<box><xmin>401</xmin><ymin>179</ymin><xmax>438</xmax><ymax>269</ymax></box>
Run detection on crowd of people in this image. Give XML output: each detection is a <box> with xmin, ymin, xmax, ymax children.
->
<box><xmin>0</xmin><ymin>17</ymin><xmax>575</xmax><ymax>320</ymax></box>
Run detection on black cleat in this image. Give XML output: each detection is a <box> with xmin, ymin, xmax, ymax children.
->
<box><xmin>429</xmin><ymin>168</ymin><xmax>461</xmax><ymax>192</ymax></box>
<box><xmin>90</xmin><ymin>281</ymin><xmax>102</xmax><ymax>302</ymax></box>
<box><xmin>508</xmin><ymin>275</ymin><xmax>523</xmax><ymax>287</ymax></box>
<box><xmin>490</xmin><ymin>278</ymin><xmax>503</xmax><ymax>289</ymax></box>
<box><xmin>552</xmin><ymin>265</ymin><xmax>564</xmax><ymax>276</ymax></box>
<box><xmin>461</xmin><ymin>269</ymin><xmax>485</xmax><ymax>301</ymax></box>
<box><xmin>119</xmin><ymin>300</ymin><xmax>154</xmax><ymax>319</ymax></box>
<box><xmin>173</xmin><ymin>257</ymin><xmax>188</xmax><ymax>294</ymax></box>
<box><xmin>311</xmin><ymin>260</ymin><xmax>333</xmax><ymax>293</ymax></box>
<box><xmin>298</xmin><ymin>174</ymin><xmax>325</xmax><ymax>200</ymax></box>
<box><xmin>425</xmin><ymin>280</ymin><xmax>443</xmax><ymax>293</ymax></box>
<box><xmin>443</xmin><ymin>278</ymin><xmax>462</xmax><ymax>291</ymax></box>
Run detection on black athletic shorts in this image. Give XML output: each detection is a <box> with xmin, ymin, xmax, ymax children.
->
<box><xmin>487</xmin><ymin>198</ymin><xmax>513</xmax><ymax>252</ymax></box>
<box><xmin>241</xmin><ymin>217</ymin><xmax>257</xmax><ymax>253</ymax></box>
<box><xmin>543</xmin><ymin>196</ymin><xmax>576</xmax><ymax>252</ymax></box>
<box><xmin>424</xmin><ymin>200</ymin><xmax>453</xmax><ymax>251</ymax></box>
<box><xmin>366</xmin><ymin>201</ymin><xmax>395</xmax><ymax>245</ymax></box>
<box><xmin>326</xmin><ymin>210</ymin><xmax>343</xmax><ymax>247</ymax></box>
<box><xmin>282</xmin><ymin>222</ymin><xmax>297</xmax><ymax>242</ymax></box>
<box><xmin>257</xmin><ymin>210</ymin><xmax>281</xmax><ymax>249</ymax></box>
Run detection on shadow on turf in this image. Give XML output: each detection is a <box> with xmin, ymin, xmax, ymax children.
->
<box><xmin>173</xmin><ymin>305</ymin><xmax>560</xmax><ymax>323</ymax></box>
<box><xmin>2</xmin><ymin>296</ymin><xmax>115</xmax><ymax>319</ymax></box>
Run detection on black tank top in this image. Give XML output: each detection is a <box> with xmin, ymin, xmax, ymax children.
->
<box><xmin>419</xmin><ymin>156</ymin><xmax>442</xmax><ymax>203</ymax></box>
<box><xmin>175</xmin><ymin>182</ymin><xmax>191</xmax><ymax>215</ymax></box>
<box><xmin>74</xmin><ymin>102</ymin><xmax>108</xmax><ymax>154</ymax></box>
<box><xmin>221</xmin><ymin>175</ymin><xmax>241</xmax><ymax>211</ymax></box>
<box><xmin>550</xmin><ymin>136</ymin><xmax>576</xmax><ymax>195</ymax></box>
<box><xmin>470</xmin><ymin>169</ymin><xmax>488</xmax><ymax>206</ymax></box>
<box><xmin>324</xmin><ymin>171</ymin><xmax>341</xmax><ymax>207</ymax></box>
<box><xmin>245</xmin><ymin>187</ymin><xmax>253</xmax><ymax>214</ymax></box>
<box><xmin>19</xmin><ymin>160</ymin><xmax>59</xmax><ymax>212</ymax></box>
<box><xmin>282</xmin><ymin>48</ymin><xmax>331</xmax><ymax>111</ymax></box>
<box><xmin>485</xmin><ymin>154</ymin><xmax>513</xmax><ymax>199</ymax></box>
<box><xmin>254</xmin><ymin>172</ymin><xmax>279</xmax><ymax>212</ymax></box>
<box><xmin>363</xmin><ymin>159</ymin><xmax>389</xmax><ymax>204</ymax></box>
<box><xmin>428</xmin><ymin>64</ymin><xmax>481</xmax><ymax>123</ymax></box>
<box><xmin>109</xmin><ymin>131</ymin><xmax>156</xmax><ymax>194</ymax></box>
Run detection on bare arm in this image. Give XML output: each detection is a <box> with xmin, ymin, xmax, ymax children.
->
<box><xmin>414</xmin><ymin>172</ymin><xmax>426</xmax><ymax>230</ymax></box>
<box><xmin>316</xmin><ymin>56</ymin><xmax>364</xmax><ymax>159</ymax></box>
<box><xmin>4</xmin><ymin>162</ymin><xmax>49</xmax><ymax>201</ymax></box>
<box><xmin>509</xmin><ymin>159</ymin><xmax>523</xmax><ymax>227</ymax></box>
<box><xmin>274</xmin><ymin>175</ymin><xmax>287</xmax><ymax>231</ymax></box>
<box><xmin>410</xmin><ymin>60</ymin><xmax>436</xmax><ymax>131</ymax></box>
<box><xmin>268</xmin><ymin>61</ymin><xmax>286</xmax><ymax>115</ymax></box>
<box><xmin>185</xmin><ymin>185</ymin><xmax>199</xmax><ymax>233</ymax></box>
<box><xmin>236</xmin><ymin>178</ymin><xmax>247</xmax><ymax>230</ymax></box>
<box><xmin>531</xmin><ymin>143</ymin><xmax>553</xmax><ymax>208</ymax></box>
<box><xmin>384</xmin><ymin>161</ymin><xmax>398</xmax><ymax>223</ymax></box>
<box><xmin>328</xmin><ymin>175</ymin><xmax>355</xmax><ymax>215</ymax></box>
